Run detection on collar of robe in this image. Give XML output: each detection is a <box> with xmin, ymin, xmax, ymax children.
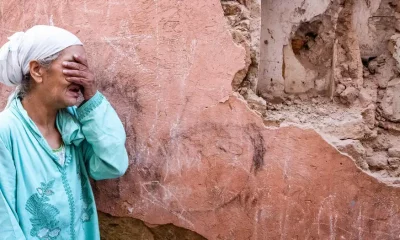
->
<box><xmin>8</xmin><ymin>97</ymin><xmax>85</xmax><ymax>165</ymax></box>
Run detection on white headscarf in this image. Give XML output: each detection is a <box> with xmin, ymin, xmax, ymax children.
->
<box><xmin>0</xmin><ymin>25</ymin><xmax>82</xmax><ymax>86</ymax></box>
<box><xmin>0</xmin><ymin>25</ymin><xmax>82</xmax><ymax>108</ymax></box>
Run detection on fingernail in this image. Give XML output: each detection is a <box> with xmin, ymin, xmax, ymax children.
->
<box><xmin>62</xmin><ymin>61</ymin><xmax>68</xmax><ymax>66</ymax></box>
<box><xmin>62</xmin><ymin>70</ymin><xmax>67</xmax><ymax>73</ymax></box>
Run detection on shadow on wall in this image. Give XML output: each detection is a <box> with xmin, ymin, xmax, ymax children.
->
<box><xmin>99</xmin><ymin>212</ymin><xmax>206</xmax><ymax>240</ymax></box>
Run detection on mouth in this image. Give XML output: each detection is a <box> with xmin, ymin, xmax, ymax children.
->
<box><xmin>67</xmin><ymin>84</ymin><xmax>81</xmax><ymax>97</ymax></box>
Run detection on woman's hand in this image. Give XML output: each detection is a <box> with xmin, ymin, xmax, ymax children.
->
<box><xmin>62</xmin><ymin>54</ymin><xmax>97</xmax><ymax>101</ymax></box>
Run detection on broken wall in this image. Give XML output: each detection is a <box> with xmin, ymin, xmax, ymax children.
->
<box><xmin>255</xmin><ymin>0</ymin><xmax>400</xmax><ymax>184</ymax></box>
<box><xmin>2</xmin><ymin>0</ymin><xmax>400</xmax><ymax>239</ymax></box>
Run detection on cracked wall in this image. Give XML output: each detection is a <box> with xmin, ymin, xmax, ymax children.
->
<box><xmin>2</xmin><ymin>0</ymin><xmax>400</xmax><ymax>239</ymax></box>
<box><xmin>221</xmin><ymin>0</ymin><xmax>261</xmax><ymax>93</ymax></box>
<box><xmin>253</xmin><ymin>0</ymin><xmax>400</xmax><ymax>185</ymax></box>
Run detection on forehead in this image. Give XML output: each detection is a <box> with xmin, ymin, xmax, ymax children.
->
<box><xmin>58</xmin><ymin>45</ymin><xmax>86</xmax><ymax>60</ymax></box>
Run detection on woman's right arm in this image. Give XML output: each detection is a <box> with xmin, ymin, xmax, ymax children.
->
<box><xmin>0</xmin><ymin>138</ymin><xmax>26</xmax><ymax>239</ymax></box>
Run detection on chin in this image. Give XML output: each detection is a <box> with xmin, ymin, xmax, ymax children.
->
<box><xmin>64</xmin><ymin>98</ymin><xmax>79</xmax><ymax>107</ymax></box>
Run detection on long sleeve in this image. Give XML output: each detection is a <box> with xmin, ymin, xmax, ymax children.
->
<box><xmin>76</xmin><ymin>91</ymin><xmax>129</xmax><ymax>180</ymax></box>
<box><xmin>0</xmin><ymin>138</ymin><xmax>26</xmax><ymax>240</ymax></box>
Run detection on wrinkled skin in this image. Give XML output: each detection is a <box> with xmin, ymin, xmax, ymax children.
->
<box><xmin>22</xmin><ymin>45</ymin><xmax>97</xmax><ymax>149</ymax></box>
<box><xmin>30</xmin><ymin>45</ymin><xmax>97</xmax><ymax>109</ymax></box>
<box><xmin>61</xmin><ymin>46</ymin><xmax>97</xmax><ymax>102</ymax></box>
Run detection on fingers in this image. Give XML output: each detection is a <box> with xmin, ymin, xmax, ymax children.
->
<box><xmin>73</xmin><ymin>54</ymin><xmax>88</xmax><ymax>67</ymax></box>
<box><xmin>63</xmin><ymin>55</ymin><xmax>97</xmax><ymax>100</ymax></box>
<box><xmin>65</xmin><ymin>77</ymin><xmax>87</xmax><ymax>86</ymax></box>
<box><xmin>66</xmin><ymin>76</ymin><xmax>97</xmax><ymax>100</ymax></box>
<box><xmin>63</xmin><ymin>69</ymin><xmax>88</xmax><ymax>78</ymax></box>
<box><xmin>62</xmin><ymin>61</ymin><xmax>86</xmax><ymax>70</ymax></box>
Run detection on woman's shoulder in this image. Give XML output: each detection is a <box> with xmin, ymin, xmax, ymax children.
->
<box><xmin>0</xmin><ymin>108</ymin><xmax>20</xmax><ymax>135</ymax></box>
<box><xmin>0</xmin><ymin>109</ymin><xmax>19</xmax><ymax>148</ymax></box>
<box><xmin>0</xmin><ymin>107</ymin><xmax>16</xmax><ymax>123</ymax></box>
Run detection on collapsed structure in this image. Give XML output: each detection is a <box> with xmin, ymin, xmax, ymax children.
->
<box><xmin>226</xmin><ymin>0</ymin><xmax>400</xmax><ymax>183</ymax></box>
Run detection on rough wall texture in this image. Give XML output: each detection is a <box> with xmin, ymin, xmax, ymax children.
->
<box><xmin>2</xmin><ymin>0</ymin><xmax>400</xmax><ymax>239</ymax></box>
<box><xmin>221</xmin><ymin>0</ymin><xmax>261</xmax><ymax>92</ymax></box>
<box><xmin>256</xmin><ymin>0</ymin><xmax>400</xmax><ymax>185</ymax></box>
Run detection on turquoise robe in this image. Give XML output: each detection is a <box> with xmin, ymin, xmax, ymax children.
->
<box><xmin>0</xmin><ymin>91</ymin><xmax>129</xmax><ymax>239</ymax></box>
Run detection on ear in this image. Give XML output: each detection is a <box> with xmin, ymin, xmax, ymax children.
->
<box><xmin>29</xmin><ymin>60</ymin><xmax>45</xmax><ymax>84</ymax></box>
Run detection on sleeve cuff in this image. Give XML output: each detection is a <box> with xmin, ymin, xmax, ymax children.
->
<box><xmin>76</xmin><ymin>91</ymin><xmax>105</xmax><ymax>120</ymax></box>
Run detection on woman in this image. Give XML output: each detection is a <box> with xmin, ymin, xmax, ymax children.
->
<box><xmin>0</xmin><ymin>25</ymin><xmax>128</xmax><ymax>239</ymax></box>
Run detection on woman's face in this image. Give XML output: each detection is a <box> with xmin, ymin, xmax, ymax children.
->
<box><xmin>39</xmin><ymin>45</ymin><xmax>87</xmax><ymax>108</ymax></box>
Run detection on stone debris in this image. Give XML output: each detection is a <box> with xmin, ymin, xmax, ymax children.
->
<box><xmin>227</xmin><ymin>0</ymin><xmax>400</xmax><ymax>184</ymax></box>
<box><xmin>388</xmin><ymin>34</ymin><xmax>400</xmax><ymax>71</ymax></box>
<box><xmin>388</xmin><ymin>147</ymin><xmax>400</xmax><ymax>158</ymax></box>
<box><xmin>221</xmin><ymin>0</ymin><xmax>260</xmax><ymax>92</ymax></box>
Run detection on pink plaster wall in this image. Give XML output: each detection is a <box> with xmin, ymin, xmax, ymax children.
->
<box><xmin>1</xmin><ymin>0</ymin><xmax>400</xmax><ymax>239</ymax></box>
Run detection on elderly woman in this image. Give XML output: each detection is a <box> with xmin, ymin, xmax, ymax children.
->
<box><xmin>0</xmin><ymin>25</ymin><xmax>128</xmax><ymax>239</ymax></box>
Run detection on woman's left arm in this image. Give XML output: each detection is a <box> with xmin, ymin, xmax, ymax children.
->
<box><xmin>76</xmin><ymin>91</ymin><xmax>129</xmax><ymax>180</ymax></box>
